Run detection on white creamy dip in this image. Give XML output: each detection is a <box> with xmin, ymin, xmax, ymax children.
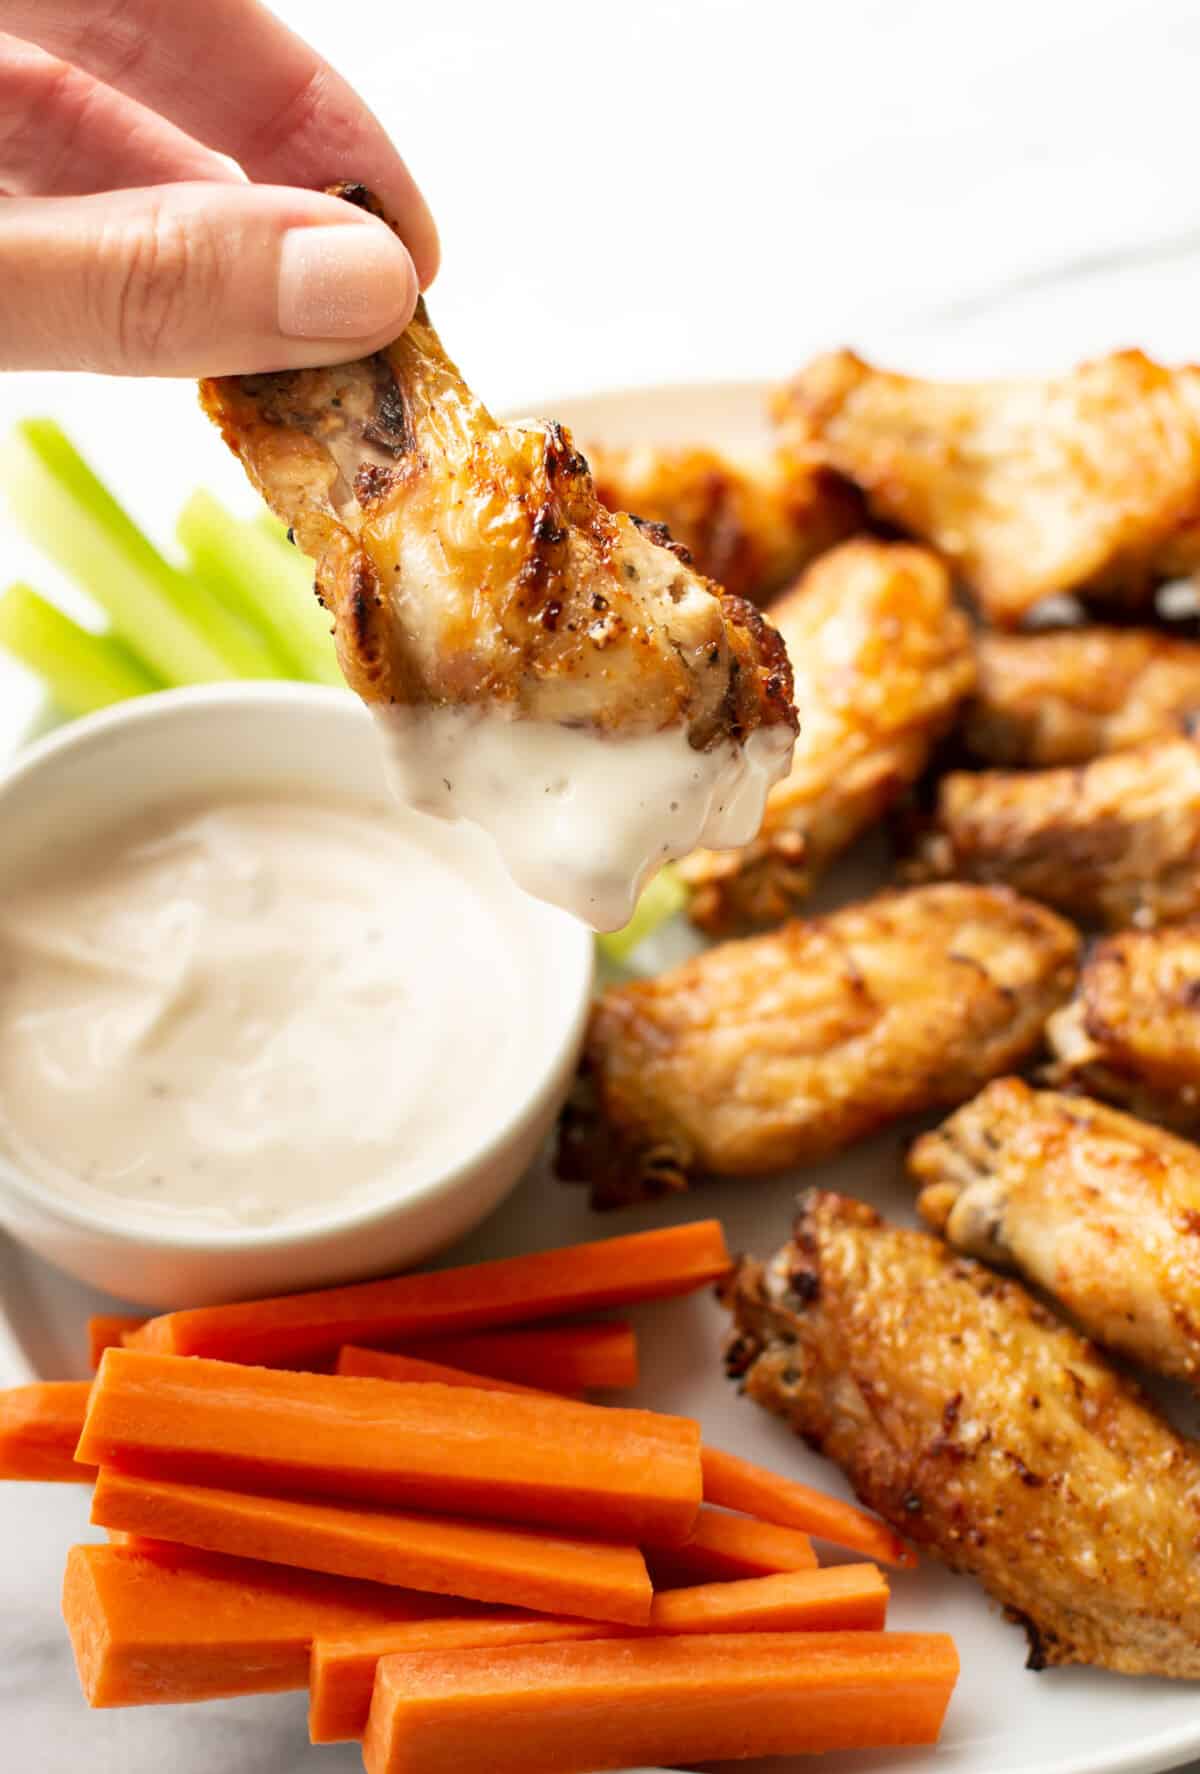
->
<box><xmin>0</xmin><ymin>793</ymin><xmax>525</xmax><ymax>1228</ymax></box>
<box><xmin>374</xmin><ymin>710</ymin><xmax>794</xmax><ymax>931</ymax></box>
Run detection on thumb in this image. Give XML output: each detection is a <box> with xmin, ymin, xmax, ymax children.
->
<box><xmin>0</xmin><ymin>182</ymin><xmax>419</xmax><ymax>376</ymax></box>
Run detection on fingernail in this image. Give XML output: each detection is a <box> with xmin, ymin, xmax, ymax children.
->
<box><xmin>277</xmin><ymin>222</ymin><xmax>416</xmax><ymax>340</ymax></box>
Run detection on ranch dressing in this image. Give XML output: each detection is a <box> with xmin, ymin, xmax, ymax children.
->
<box><xmin>0</xmin><ymin>793</ymin><xmax>524</xmax><ymax>1228</ymax></box>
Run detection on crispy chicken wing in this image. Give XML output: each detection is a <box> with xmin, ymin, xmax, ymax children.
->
<box><xmin>776</xmin><ymin>349</ymin><xmax>1200</xmax><ymax>627</ymax></box>
<box><xmin>911</xmin><ymin>1077</ymin><xmax>1200</xmax><ymax>1388</ymax></box>
<box><xmin>724</xmin><ymin>1190</ymin><xmax>1200</xmax><ymax>1676</ymax></box>
<box><xmin>586</xmin><ymin>440</ymin><xmax>862</xmax><ymax>604</ymax></box>
<box><xmin>557</xmin><ymin>883</ymin><xmax>1077</xmax><ymax>1207</ymax></box>
<box><xmin>965</xmin><ymin>628</ymin><xmax>1200</xmax><ymax>766</ymax></box>
<box><xmin>679</xmin><ymin>541</ymin><xmax>975</xmax><ymax>933</ymax></box>
<box><xmin>1045</xmin><ymin>926</ymin><xmax>1200</xmax><ymax>1127</ymax></box>
<box><xmin>912</xmin><ymin>735</ymin><xmax>1200</xmax><ymax>929</ymax></box>
<box><xmin>199</xmin><ymin>186</ymin><xmax>796</xmax><ymax>928</ymax></box>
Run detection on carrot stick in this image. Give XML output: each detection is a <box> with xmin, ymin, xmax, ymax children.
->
<box><xmin>87</xmin><ymin>1314</ymin><xmax>146</xmax><ymax>1368</ymax></box>
<box><xmin>310</xmin><ymin>1617</ymin><xmax>615</xmax><ymax>1743</ymax></box>
<box><xmin>0</xmin><ymin>1382</ymin><xmax>93</xmax><ymax>1481</ymax></box>
<box><xmin>90</xmin><ymin>1467</ymin><xmax>653</xmax><ymax>1627</ymax></box>
<box><xmin>407</xmin><ymin>1324</ymin><xmax>639</xmax><ymax>1392</ymax></box>
<box><xmin>649</xmin><ymin>1565</ymin><xmax>888</xmax><ymax>1634</ymax></box>
<box><xmin>701</xmin><ymin>1445</ymin><xmax>915</xmax><ymax>1568</ymax></box>
<box><xmin>362</xmin><ymin>1631</ymin><xmax>961</xmax><ymax>1773</ymax></box>
<box><xmin>646</xmin><ymin>1505</ymin><xmax>817</xmax><ymax>1586</ymax></box>
<box><xmin>62</xmin><ymin>1541</ymin><xmax>448</xmax><ymax>1707</ymax></box>
<box><xmin>126</xmin><ymin>1220</ymin><xmax>731</xmax><ymax>1365</ymax></box>
<box><xmin>79</xmin><ymin>1351</ymin><xmax>702</xmax><ymax>1544</ymax></box>
<box><xmin>336</xmin><ymin>1347</ymin><xmax>550</xmax><ymax>1396</ymax></box>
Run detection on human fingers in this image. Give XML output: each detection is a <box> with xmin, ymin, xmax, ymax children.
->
<box><xmin>0</xmin><ymin>180</ymin><xmax>419</xmax><ymax>375</ymax></box>
<box><xmin>0</xmin><ymin>32</ymin><xmax>237</xmax><ymax>194</ymax></box>
<box><xmin>0</xmin><ymin>0</ymin><xmax>439</xmax><ymax>283</ymax></box>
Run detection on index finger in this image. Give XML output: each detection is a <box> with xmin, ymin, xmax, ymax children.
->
<box><xmin>0</xmin><ymin>0</ymin><xmax>439</xmax><ymax>283</ymax></box>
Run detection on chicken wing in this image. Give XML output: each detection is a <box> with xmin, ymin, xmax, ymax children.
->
<box><xmin>557</xmin><ymin>883</ymin><xmax>1077</xmax><ymax>1207</ymax></box>
<box><xmin>912</xmin><ymin>735</ymin><xmax>1200</xmax><ymax>929</ymax></box>
<box><xmin>911</xmin><ymin>1077</ymin><xmax>1200</xmax><ymax>1388</ymax></box>
<box><xmin>776</xmin><ymin>348</ymin><xmax>1200</xmax><ymax>627</ymax></box>
<box><xmin>724</xmin><ymin>1190</ymin><xmax>1200</xmax><ymax>1676</ymax></box>
<box><xmin>199</xmin><ymin>185</ymin><xmax>796</xmax><ymax>928</ymax></box>
<box><xmin>586</xmin><ymin>440</ymin><xmax>862</xmax><ymax>604</ymax></box>
<box><xmin>1045</xmin><ymin>926</ymin><xmax>1200</xmax><ymax>1127</ymax></box>
<box><xmin>679</xmin><ymin>541</ymin><xmax>975</xmax><ymax>933</ymax></box>
<box><xmin>965</xmin><ymin>627</ymin><xmax>1200</xmax><ymax>766</ymax></box>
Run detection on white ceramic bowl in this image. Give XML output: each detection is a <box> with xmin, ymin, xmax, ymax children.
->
<box><xmin>0</xmin><ymin>684</ymin><xmax>594</xmax><ymax>1307</ymax></box>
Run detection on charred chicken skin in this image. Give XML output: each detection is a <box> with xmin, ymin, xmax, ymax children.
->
<box><xmin>557</xmin><ymin>883</ymin><xmax>1077</xmax><ymax>1207</ymax></box>
<box><xmin>912</xmin><ymin>1077</ymin><xmax>1200</xmax><ymax>1388</ymax></box>
<box><xmin>680</xmin><ymin>541</ymin><xmax>975</xmax><ymax>933</ymax></box>
<box><xmin>586</xmin><ymin>439</ymin><xmax>862</xmax><ymax>604</ymax></box>
<box><xmin>725</xmin><ymin>1191</ymin><xmax>1200</xmax><ymax>1677</ymax></box>
<box><xmin>776</xmin><ymin>348</ymin><xmax>1200</xmax><ymax>627</ymax></box>
<box><xmin>911</xmin><ymin>735</ymin><xmax>1200</xmax><ymax>930</ymax></box>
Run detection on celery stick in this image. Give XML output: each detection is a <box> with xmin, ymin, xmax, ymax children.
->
<box><xmin>0</xmin><ymin>582</ymin><xmax>162</xmax><ymax>716</ymax></box>
<box><xmin>178</xmin><ymin>490</ymin><xmax>343</xmax><ymax>686</ymax></box>
<box><xmin>596</xmin><ymin>864</ymin><xmax>688</xmax><ymax>962</ymax></box>
<box><xmin>2</xmin><ymin>420</ymin><xmax>285</xmax><ymax>685</ymax></box>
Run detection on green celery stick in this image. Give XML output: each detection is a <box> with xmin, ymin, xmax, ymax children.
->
<box><xmin>0</xmin><ymin>582</ymin><xmax>162</xmax><ymax>716</ymax></box>
<box><xmin>596</xmin><ymin>864</ymin><xmax>688</xmax><ymax>963</ymax></box>
<box><xmin>177</xmin><ymin>490</ymin><xmax>343</xmax><ymax>687</ymax></box>
<box><xmin>2</xmin><ymin>420</ymin><xmax>286</xmax><ymax>685</ymax></box>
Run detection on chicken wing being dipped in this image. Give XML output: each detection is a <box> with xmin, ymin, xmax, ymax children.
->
<box><xmin>965</xmin><ymin>628</ymin><xmax>1200</xmax><ymax>766</ymax></box>
<box><xmin>199</xmin><ymin>186</ymin><xmax>797</xmax><ymax>930</ymax></box>
<box><xmin>911</xmin><ymin>1076</ymin><xmax>1200</xmax><ymax>1388</ymax></box>
<box><xmin>724</xmin><ymin>1190</ymin><xmax>1200</xmax><ymax>1677</ymax></box>
<box><xmin>911</xmin><ymin>735</ymin><xmax>1200</xmax><ymax>929</ymax></box>
<box><xmin>679</xmin><ymin>541</ymin><xmax>975</xmax><ymax>933</ymax></box>
<box><xmin>1045</xmin><ymin>925</ymin><xmax>1200</xmax><ymax>1127</ymax></box>
<box><xmin>586</xmin><ymin>440</ymin><xmax>862</xmax><ymax>604</ymax></box>
<box><xmin>557</xmin><ymin>883</ymin><xmax>1077</xmax><ymax>1207</ymax></box>
<box><xmin>776</xmin><ymin>348</ymin><xmax>1200</xmax><ymax>627</ymax></box>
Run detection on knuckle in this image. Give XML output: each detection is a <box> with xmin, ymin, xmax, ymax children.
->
<box><xmin>104</xmin><ymin>200</ymin><xmax>222</xmax><ymax>371</ymax></box>
<box><xmin>0</xmin><ymin>44</ymin><xmax>92</xmax><ymax>187</ymax></box>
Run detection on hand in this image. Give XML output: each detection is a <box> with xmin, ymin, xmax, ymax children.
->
<box><xmin>0</xmin><ymin>1</ymin><xmax>438</xmax><ymax>375</ymax></box>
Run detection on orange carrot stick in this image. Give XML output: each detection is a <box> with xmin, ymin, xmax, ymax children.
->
<box><xmin>336</xmin><ymin>1347</ymin><xmax>549</xmax><ymax>1396</ymax></box>
<box><xmin>646</xmin><ymin>1505</ymin><xmax>817</xmax><ymax>1586</ymax></box>
<box><xmin>407</xmin><ymin>1324</ymin><xmax>638</xmax><ymax>1392</ymax></box>
<box><xmin>0</xmin><ymin>1382</ymin><xmax>93</xmax><ymax>1481</ymax></box>
<box><xmin>87</xmin><ymin>1314</ymin><xmax>146</xmax><ymax>1368</ymax></box>
<box><xmin>701</xmin><ymin>1445</ymin><xmax>915</xmax><ymax>1568</ymax></box>
<box><xmin>62</xmin><ymin>1541</ymin><xmax>448</xmax><ymax>1707</ymax></box>
<box><xmin>649</xmin><ymin>1564</ymin><xmax>888</xmax><ymax>1634</ymax></box>
<box><xmin>91</xmin><ymin>1467</ymin><xmax>654</xmax><ymax>1627</ymax></box>
<box><xmin>312</xmin><ymin>1566</ymin><xmax>892</xmax><ymax>1744</ymax></box>
<box><xmin>79</xmin><ymin>1351</ymin><xmax>702</xmax><ymax>1544</ymax></box>
<box><xmin>310</xmin><ymin>1617</ymin><xmax>615</xmax><ymax>1743</ymax></box>
<box><xmin>126</xmin><ymin>1221</ymin><xmax>731</xmax><ymax>1365</ymax></box>
<box><xmin>362</xmin><ymin>1631</ymin><xmax>961</xmax><ymax>1773</ymax></box>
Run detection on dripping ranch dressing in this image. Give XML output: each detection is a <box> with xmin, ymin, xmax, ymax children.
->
<box><xmin>0</xmin><ymin>792</ymin><xmax>527</xmax><ymax>1229</ymax></box>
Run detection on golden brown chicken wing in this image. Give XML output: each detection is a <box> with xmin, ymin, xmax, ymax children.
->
<box><xmin>912</xmin><ymin>735</ymin><xmax>1200</xmax><ymax>929</ymax></box>
<box><xmin>776</xmin><ymin>348</ymin><xmax>1200</xmax><ymax>627</ymax></box>
<box><xmin>911</xmin><ymin>1077</ymin><xmax>1200</xmax><ymax>1388</ymax></box>
<box><xmin>199</xmin><ymin>186</ymin><xmax>796</xmax><ymax>928</ymax></box>
<box><xmin>586</xmin><ymin>440</ymin><xmax>862</xmax><ymax>604</ymax></box>
<box><xmin>557</xmin><ymin>883</ymin><xmax>1077</xmax><ymax>1207</ymax></box>
<box><xmin>679</xmin><ymin>541</ymin><xmax>975</xmax><ymax>933</ymax></box>
<box><xmin>724</xmin><ymin>1190</ymin><xmax>1200</xmax><ymax>1676</ymax></box>
<box><xmin>965</xmin><ymin>628</ymin><xmax>1200</xmax><ymax>766</ymax></box>
<box><xmin>1045</xmin><ymin>926</ymin><xmax>1200</xmax><ymax>1127</ymax></box>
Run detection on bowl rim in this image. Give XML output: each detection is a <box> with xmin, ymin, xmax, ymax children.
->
<box><xmin>0</xmin><ymin>681</ymin><xmax>595</xmax><ymax>1256</ymax></box>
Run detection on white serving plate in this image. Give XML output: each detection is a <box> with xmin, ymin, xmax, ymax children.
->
<box><xmin>3</xmin><ymin>381</ymin><xmax>1200</xmax><ymax>1774</ymax></box>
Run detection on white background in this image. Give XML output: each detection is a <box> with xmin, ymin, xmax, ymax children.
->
<box><xmin>4</xmin><ymin>3</ymin><xmax>1200</xmax><ymax>1771</ymax></box>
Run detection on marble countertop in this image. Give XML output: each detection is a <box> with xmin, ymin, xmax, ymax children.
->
<box><xmin>5</xmin><ymin>0</ymin><xmax>1200</xmax><ymax>1767</ymax></box>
